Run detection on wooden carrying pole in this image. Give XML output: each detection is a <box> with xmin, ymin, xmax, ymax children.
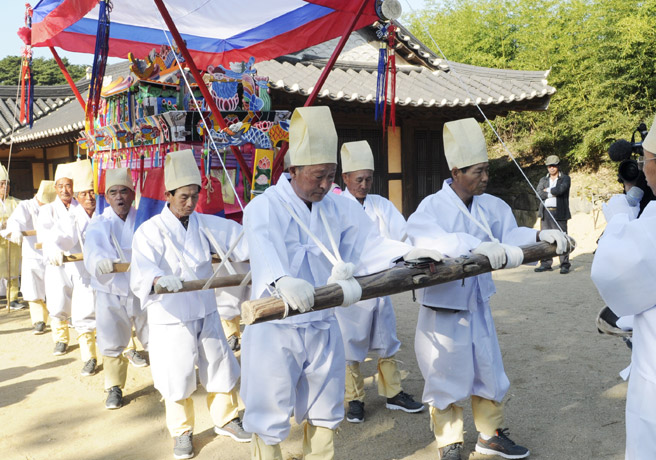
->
<box><xmin>59</xmin><ymin>253</ymin><xmax>129</xmax><ymax>272</ymax></box>
<box><xmin>241</xmin><ymin>241</ymin><xmax>569</xmax><ymax>325</ymax></box>
<box><xmin>152</xmin><ymin>274</ymin><xmax>246</xmax><ymax>294</ymax></box>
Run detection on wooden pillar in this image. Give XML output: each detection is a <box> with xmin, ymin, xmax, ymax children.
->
<box><xmin>387</xmin><ymin>126</ymin><xmax>402</xmax><ymax>213</ymax></box>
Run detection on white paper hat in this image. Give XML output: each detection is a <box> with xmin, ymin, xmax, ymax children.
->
<box><xmin>54</xmin><ymin>162</ymin><xmax>74</xmax><ymax>182</ymax></box>
<box><xmin>105</xmin><ymin>168</ymin><xmax>134</xmax><ymax>194</ymax></box>
<box><xmin>36</xmin><ymin>180</ymin><xmax>56</xmax><ymax>204</ymax></box>
<box><xmin>0</xmin><ymin>164</ymin><xmax>8</xmax><ymax>182</ymax></box>
<box><xmin>341</xmin><ymin>141</ymin><xmax>375</xmax><ymax>173</ymax></box>
<box><xmin>164</xmin><ymin>149</ymin><xmax>201</xmax><ymax>191</ymax></box>
<box><xmin>443</xmin><ymin>118</ymin><xmax>488</xmax><ymax>170</ymax></box>
<box><xmin>71</xmin><ymin>159</ymin><xmax>94</xmax><ymax>193</ymax></box>
<box><xmin>289</xmin><ymin>106</ymin><xmax>338</xmax><ymax>166</ymax></box>
<box><xmin>642</xmin><ymin>114</ymin><xmax>656</xmax><ymax>155</ymax></box>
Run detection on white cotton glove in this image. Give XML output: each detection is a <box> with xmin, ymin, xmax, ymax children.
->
<box><xmin>96</xmin><ymin>258</ymin><xmax>116</xmax><ymax>275</ymax></box>
<box><xmin>275</xmin><ymin>276</ymin><xmax>315</xmax><ymax>313</ymax></box>
<box><xmin>403</xmin><ymin>247</ymin><xmax>444</xmax><ymax>263</ymax></box>
<box><xmin>8</xmin><ymin>232</ymin><xmax>22</xmax><ymax>245</ymax></box>
<box><xmin>155</xmin><ymin>275</ymin><xmax>184</xmax><ymax>293</ymax></box>
<box><xmin>602</xmin><ymin>194</ymin><xmax>640</xmax><ymax>222</ymax></box>
<box><xmin>499</xmin><ymin>244</ymin><xmax>524</xmax><ymax>269</ymax></box>
<box><xmin>328</xmin><ymin>261</ymin><xmax>356</xmax><ymax>283</ymax></box>
<box><xmin>44</xmin><ymin>247</ymin><xmax>64</xmax><ymax>266</ymax></box>
<box><xmin>539</xmin><ymin>229</ymin><xmax>568</xmax><ymax>255</ymax></box>
<box><xmin>472</xmin><ymin>241</ymin><xmax>506</xmax><ymax>270</ymax></box>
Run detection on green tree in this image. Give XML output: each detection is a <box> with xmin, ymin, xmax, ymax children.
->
<box><xmin>0</xmin><ymin>56</ymin><xmax>87</xmax><ymax>86</ymax></box>
<box><xmin>407</xmin><ymin>0</ymin><xmax>656</xmax><ymax>167</ymax></box>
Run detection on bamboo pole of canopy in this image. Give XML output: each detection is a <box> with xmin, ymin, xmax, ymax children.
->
<box><xmin>241</xmin><ymin>241</ymin><xmax>570</xmax><ymax>325</ymax></box>
<box><xmin>21</xmin><ymin>230</ymin><xmax>36</xmax><ymax>236</ymax></box>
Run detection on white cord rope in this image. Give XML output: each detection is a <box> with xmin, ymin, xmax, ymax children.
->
<box><xmin>280</xmin><ymin>201</ymin><xmax>362</xmax><ymax>308</ymax></box>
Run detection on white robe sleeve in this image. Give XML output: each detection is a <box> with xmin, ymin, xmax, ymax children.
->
<box><xmin>130</xmin><ymin>221</ymin><xmax>167</xmax><ymax>309</ymax></box>
<box><xmin>591</xmin><ymin>202</ymin><xmax>656</xmax><ymax>316</ymax></box>
<box><xmin>243</xmin><ymin>196</ymin><xmax>293</xmax><ymax>298</ymax></box>
<box><xmin>5</xmin><ymin>201</ymin><xmax>29</xmax><ymax>236</ymax></box>
<box><xmin>83</xmin><ymin>218</ymin><xmax>116</xmax><ymax>280</ymax></box>
<box><xmin>379</xmin><ymin>198</ymin><xmax>407</xmax><ymax>242</ymax></box>
<box><xmin>406</xmin><ymin>196</ymin><xmax>481</xmax><ymax>256</ymax></box>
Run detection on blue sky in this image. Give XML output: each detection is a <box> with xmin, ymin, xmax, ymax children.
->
<box><xmin>0</xmin><ymin>0</ymin><xmax>429</xmax><ymax>65</ymax></box>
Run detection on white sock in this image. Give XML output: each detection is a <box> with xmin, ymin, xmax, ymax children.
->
<box><xmin>480</xmin><ymin>432</ymin><xmax>492</xmax><ymax>441</ymax></box>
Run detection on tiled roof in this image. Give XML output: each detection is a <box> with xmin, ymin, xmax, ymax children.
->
<box><xmin>259</xmin><ymin>23</ymin><xmax>555</xmax><ymax>118</ymax></box>
<box><xmin>1</xmin><ymin>25</ymin><xmax>555</xmax><ymax>148</ymax></box>
<box><xmin>0</xmin><ymin>62</ymin><xmax>132</xmax><ymax>148</ymax></box>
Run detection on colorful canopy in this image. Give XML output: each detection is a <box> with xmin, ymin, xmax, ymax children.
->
<box><xmin>30</xmin><ymin>0</ymin><xmax>379</xmax><ymax>68</ymax></box>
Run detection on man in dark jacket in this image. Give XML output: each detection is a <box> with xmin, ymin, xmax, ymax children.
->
<box><xmin>535</xmin><ymin>155</ymin><xmax>572</xmax><ymax>274</ymax></box>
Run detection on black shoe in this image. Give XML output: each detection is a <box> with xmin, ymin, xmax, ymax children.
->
<box><xmin>346</xmin><ymin>400</ymin><xmax>365</xmax><ymax>423</ymax></box>
<box><xmin>534</xmin><ymin>266</ymin><xmax>552</xmax><ymax>272</ymax></box>
<box><xmin>124</xmin><ymin>349</ymin><xmax>149</xmax><ymax>368</ymax></box>
<box><xmin>105</xmin><ymin>386</ymin><xmax>123</xmax><ymax>410</ymax></box>
<box><xmin>439</xmin><ymin>443</ymin><xmax>462</xmax><ymax>460</ymax></box>
<box><xmin>53</xmin><ymin>342</ymin><xmax>68</xmax><ymax>356</ymax></box>
<box><xmin>9</xmin><ymin>300</ymin><xmax>27</xmax><ymax>310</ymax></box>
<box><xmin>213</xmin><ymin>418</ymin><xmax>251</xmax><ymax>443</ymax></box>
<box><xmin>475</xmin><ymin>428</ymin><xmax>530</xmax><ymax>459</ymax></box>
<box><xmin>386</xmin><ymin>391</ymin><xmax>425</xmax><ymax>413</ymax></box>
<box><xmin>33</xmin><ymin>321</ymin><xmax>46</xmax><ymax>335</ymax></box>
<box><xmin>560</xmin><ymin>266</ymin><xmax>570</xmax><ymax>274</ymax></box>
<box><xmin>81</xmin><ymin>358</ymin><xmax>97</xmax><ymax>376</ymax></box>
<box><xmin>227</xmin><ymin>335</ymin><xmax>240</xmax><ymax>352</ymax></box>
<box><xmin>173</xmin><ymin>431</ymin><xmax>193</xmax><ymax>459</ymax></box>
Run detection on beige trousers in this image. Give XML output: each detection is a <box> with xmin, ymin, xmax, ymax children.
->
<box><xmin>51</xmin><ymin>317</ymin><xmax>69</xmax><ymax>344</ymax></box>
<box><xmin>78</xmin><ymin>330</ymin><xmax>97</xmax><ymax>362</ymax></box>
<box><xmin>104</xmin><ymin>355</ymin><xmax>128</xmax><ymax>390</ymax></box>
<box><xmin>251</xmin><ymin>422</ymin><xmax>335</xmax><ymax>460</ymax></box>
<box><xmin>165</xmin><ymin>387</ymin><xmax>240</xmax><ymax>437</ymax></box>
<box><xmin>430</xmin><ymin>396</ymin><xmax>504</xmax><ymax>448</ymax></box>
<box><xmin>29</xmin><ymin>300</ymin><xmax>48</xmax><ymax>324</ymax></box>
<box><xmin>345</xmin><ymin>356</ymin><xmax>402</xmax><ymax>402</ymax></box>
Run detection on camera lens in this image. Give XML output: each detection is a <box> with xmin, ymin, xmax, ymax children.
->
<box><xmin>619</xmin><ymin>159</ymin><xmax>640</xmax><ymax>183</ymax></box>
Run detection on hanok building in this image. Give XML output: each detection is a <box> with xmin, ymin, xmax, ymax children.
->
<box><xmin>0</xmin><ymin>23</ymin><xmax>554</xmax><ymax>215</ymax></box>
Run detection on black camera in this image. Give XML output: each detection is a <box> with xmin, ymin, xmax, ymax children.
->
<box><xmin>608</xmin><ymin>123</ymin><xmax>648</xmax><ymax>183</ymax></box>
<box><xmin>608</xmin><ymin>122</ymin><xmax>654</xmax><ymax>213</ymax></box>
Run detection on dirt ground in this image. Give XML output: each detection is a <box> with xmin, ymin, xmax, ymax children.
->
<box><xmin>0</xmin><ymin>212</ymin><xmax>631</xmax><ymax>460</ymax></box>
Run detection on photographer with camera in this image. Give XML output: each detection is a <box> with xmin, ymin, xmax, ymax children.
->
<box><xmin>608</xmin><ymin>122</ymin><xmax>656</xmax><ymax>214</ymax></box>
<box><xmin>591</xmin><ymin>115</ymin><xmax>656</xmax><ymax>460</ymax></box>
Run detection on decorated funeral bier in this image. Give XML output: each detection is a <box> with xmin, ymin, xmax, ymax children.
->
<box><xmin>79</xmin><ymin>45</ymin><xmax>290</xmax><ymax>223</ymax></box>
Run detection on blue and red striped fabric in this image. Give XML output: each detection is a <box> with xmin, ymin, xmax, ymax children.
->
<box><xmin>29</xmin><ymin>0</ymin><xmax>379</xmax><ymax>68</ymax></box>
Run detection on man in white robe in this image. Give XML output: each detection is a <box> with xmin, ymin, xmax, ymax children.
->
<box><xmin>591</xmin><ymin>113</ymin><xmax>656</xmax><ymax>460</ymax></box>
<box><xmin>241</xmin><ymin>107</ymin><xmax>439</xmax><ymax>460</ymax></box>
<box><xmin>37</xmin><ymin>162</ymin><xmax>97</xmax><ymax>371</ymax></box>
<box><xmin>4</xmin><ymin>180</ymin><xmax>56</xmax><ymax>333</ymax></box>
<box><xmin>335</xmin><ymin>140</ymin><xmax>423</xmax><ymax>423</ymax></box>
<box><xmin>130</xmin><ymin>149</ymin><xmax>250</xmax><ymax>460</ymax></box>
<box><xmin>406</xmin><ymin>118</ymin><xmax>568</xmax><ymax>460</ymax></box>
<box><xmin>84</xmin><ymin>168</ymin><xmax>148</xmax><ymax>410</ymax></box>
<box><xmin>43</xmin><ymin>159</ymin><xmax>98</xmax><ymax>375</ymax></box>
